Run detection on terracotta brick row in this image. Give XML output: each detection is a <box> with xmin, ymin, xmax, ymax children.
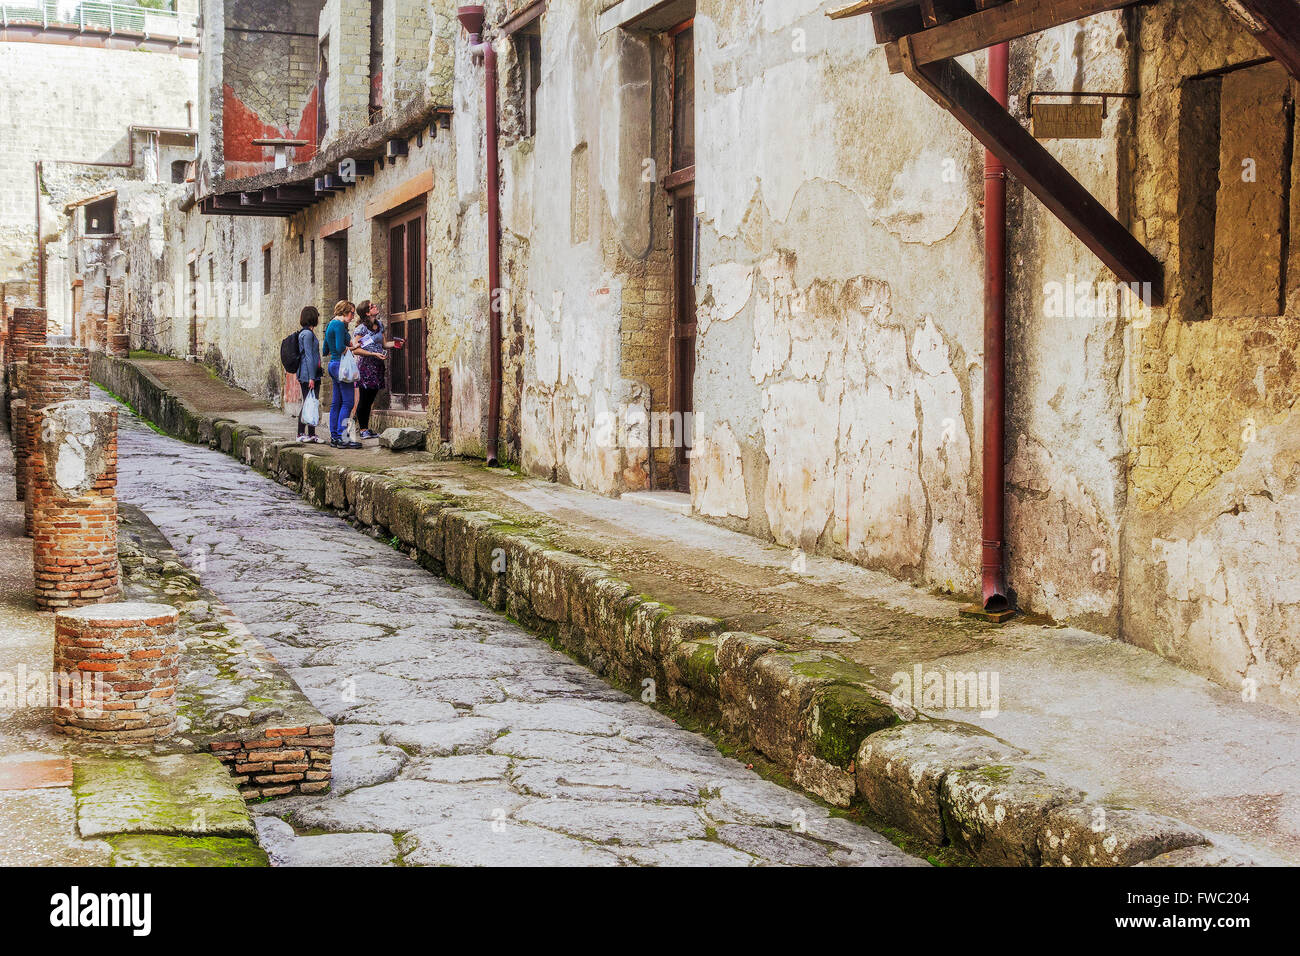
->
<box><xmin>210</xmin><ymin>724</ymin><xmax>335</xmax><ymax>800</ymax></box>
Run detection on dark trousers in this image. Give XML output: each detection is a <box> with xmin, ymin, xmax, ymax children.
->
<box><xmin>357</xmin><ymin>386</ymin><xmax>379</xmax><ymax>431</ymax></box>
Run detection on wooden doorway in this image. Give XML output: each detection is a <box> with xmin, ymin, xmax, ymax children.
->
<box><xmin>385</xmin><ymin>204</ymin><xmax>427</xmax><ymax>410</ymax></box>
<box><xmin>666</xmin><ymin>18</ymin><xmax>696</xmax><ymax>493</ymax></box>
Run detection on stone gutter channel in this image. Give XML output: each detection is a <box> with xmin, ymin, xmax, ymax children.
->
<box><xmin>93</xmin><ymin>355</ymin><xmax>1250</xmax><ymax>867</ymax></box>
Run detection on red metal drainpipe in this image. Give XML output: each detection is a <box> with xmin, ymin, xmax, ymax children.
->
<box><xmin>981</xmin><ymin>41</ymin><xmax>1012</xmax><ymax>612</ymax></box>
<box><xmin>459</xmin><ymin>4</ymin><xmax>503</xmax><ymax>466</ymax></box>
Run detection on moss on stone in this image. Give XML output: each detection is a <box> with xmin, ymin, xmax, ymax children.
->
<box><xmin>107</xmin><ymin>833</ymin><xmax>269</xmax><ymax>867</ymax></box>
<box><xmin>809</xmin><ymin>684</ymin><xmax>898</xmax><ymax>768</ymax></box>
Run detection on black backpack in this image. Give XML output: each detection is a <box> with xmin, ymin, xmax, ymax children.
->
<box><xmin>280</xmin><ymin>330</ymin><xmax>302</xmax><ymax>373</ymax></box>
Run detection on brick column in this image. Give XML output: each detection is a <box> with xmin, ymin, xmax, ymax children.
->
<box><xmin>23</xmin><ymin>346</ymin><xmax>91</xmax><ymax>534</ymax></box>
<box><xmin>107</xmin><ymin>279</ymin><xmax>129</xmax><ymax>356</ymax></box>
<box><xmin>9</xmin><ymin>397</ymin><xmax>26</xmax><ymax>500</ymax></box>
<box><xmin>9</xmin><ymin>306</ymin><xmax>47</xmax><ymax>366</ymax></box>
<box><xmin>53</xmin><ymin>601</ymin><xmax>178</xmax><ymax>742</ymax></box>
<box><xmin>31</xmin><ymin>399</ymin><xmax>119</xmax><ymax>609</ymax></box>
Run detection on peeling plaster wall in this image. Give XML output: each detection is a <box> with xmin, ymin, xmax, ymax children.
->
<box><xmin>507</xmin><ymin>1</ymin><xmax>1134</xmax><ymax>626</ymax></box>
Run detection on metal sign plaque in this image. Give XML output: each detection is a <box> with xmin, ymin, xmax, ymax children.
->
<box><xmin>1032</xmin><ymin>102</ymin><xmax>1105</xmax><ymax>139</ymax></box>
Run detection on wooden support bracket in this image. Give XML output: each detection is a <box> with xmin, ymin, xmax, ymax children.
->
<box><xmin>898</xmin><ymin>38</ymin><xmax>1163</xmax><ymax>303</ymax></box>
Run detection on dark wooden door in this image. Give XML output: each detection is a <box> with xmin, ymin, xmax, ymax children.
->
<box><xmin>386</xmin><ymin>206</ymin><xmax>427</xmax><ymax>410</ymax></box>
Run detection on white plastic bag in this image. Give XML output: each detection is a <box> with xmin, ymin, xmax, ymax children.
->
<box><xmin>339</xmin><ymin>350</ymin><xmax>360</xmax><ymax>383</ymax></box>
<box><xmin>301</xmin><ymin>387</ymin><xmax>320</xmax><ymax>427</ymax></box>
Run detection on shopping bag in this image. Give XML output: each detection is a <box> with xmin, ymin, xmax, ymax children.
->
<box><xmin>302</xmin><ymin>387</ymin><xmax>321</xmax><ymax>427</ymax></box>
<box><xmin>339</xmin><ymin>350</ymin><xmax>361</xmax><ymax>383</ymax></box>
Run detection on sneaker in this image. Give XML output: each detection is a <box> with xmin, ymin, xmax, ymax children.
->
<box><xmin>309</xmin><ymin>436</ymin><xmax>325</xmax><ymax>444</ymax></box>
<box><xmin>360</xmin><ymin>429</ymin><xmax>378</xmax><ymax>440</ymax></box>
<box><xmin>297</xmin><ymin>435</ymin><xmax>311</xmax><ymax>443</ymax></box>
<box><xmin>330</xmin><ymin>438</ymin><xmax>345</xmax><ymax>448</ymax></box>
<box><xmin>344</xmin><ymin>441</ymin><xmax>363</xmax><ymax>450</ymax></box>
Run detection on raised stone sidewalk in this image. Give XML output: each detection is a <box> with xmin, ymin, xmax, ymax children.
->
<box><xmin>0</xmin><ymin>380</ymin><xmax>267</xmax><ymax>866</ymax></box>
<box><xmin>92</xmin><ymin>354</ymin><xmax>1300</xmax><ymax>866</ymax></box>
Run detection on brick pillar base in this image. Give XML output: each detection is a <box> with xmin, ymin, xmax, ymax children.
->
<box><xmin>32</xmin><ymin>400</ymin><xmax>119</xmax><ymax>610</ymax></box>
<box><xmin>24</xmin><ymin>346</ymin><xmax>91</xmax><ymax>535</ymax></box>
<box><xmin>53</xmin><ymin>602</ymin><xmax>179</xmax><ymax>742</ymax></box>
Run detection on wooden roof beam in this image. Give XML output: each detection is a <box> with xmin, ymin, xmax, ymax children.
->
<box><xmin>1225</xmin><ymin>0</ymin><xmax>1300</xmax><ymax>79</ymax></box>
<box><xmin>898</xmin><ymin>40</ymin><xmax>1163</xmax><ymax>303</ymax></box>
<box><xmin>883</xmin><ymin>0</ymin><xmax>1140</xmax><ymax>72</ymax></box>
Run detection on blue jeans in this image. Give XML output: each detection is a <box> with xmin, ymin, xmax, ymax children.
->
<box><xmin>328</xmin><ymin>361</ymin><xmax>354</xmax><ymax>441</ymax></box>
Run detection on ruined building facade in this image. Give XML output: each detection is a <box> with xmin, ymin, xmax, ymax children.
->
<box><xmin>0</xmin><ymin>2</ymin><xmax>200</xmax><ymax>336</ymax></box>
<box><xmin>53</xmin><ymin>0</ymin><xmax>1300</xmax><ymax>712</ymax></box>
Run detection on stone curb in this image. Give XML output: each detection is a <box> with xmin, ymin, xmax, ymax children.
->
<box><xmin>92</xmin><ymin>356</ymin><xmax>1250</xmax><ymax>867</ymax></box>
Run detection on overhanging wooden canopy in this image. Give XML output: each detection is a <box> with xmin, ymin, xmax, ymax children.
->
<box><xmin>831</xmin><ymin>0</ymin><xmax>1164</xmax><ymax>303</ymax></box>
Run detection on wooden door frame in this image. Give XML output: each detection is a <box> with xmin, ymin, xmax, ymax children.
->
<box><xmin>385</xmin><ymin>203</ymin><xmax>428</xmax><ymax>410</ymax></box>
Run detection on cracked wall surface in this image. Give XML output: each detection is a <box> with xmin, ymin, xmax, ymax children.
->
<box><xmin>109</xmin><ymin>0</ymin><xmax>1300</xmax><ymax>710</ymax></box>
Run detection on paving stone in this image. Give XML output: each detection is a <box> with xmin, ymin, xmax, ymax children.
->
<box><xmin>340</xmin><ymin>698</ymin><xmax>459</xmax><ymax>725</ymax></box>
<box><xmin>510</xmin><ymin>760</ymin><xmax>702</xmax><ymax>804</ymax></box>
<box><xmin>0</xmin><ymin>789</ymin><xmax>112</xmax><ymax>866</ymax></box>
<box><xmin>475</xmin><ymin>701</ymin><xmax>625</xmax><ymax>736</ymax></box>
<box><xmin>331</xmin><ymin>745</ymin><xmax>409</xmax><ymax>795</ymax></box>
<box><xmin>714</xmin><ymin>824</ymin><xmax>835</xmax><ymax>866</ymax></box>
<box><xmin>515</xmin><ymin>800</ymin><xmax>707</xmax><ymax>844</ymax></box>
<box><xmin>398</xmin><ymin>822</ymin><xmax>621</xmax><ymax>866</ymax></box>
<box><xmin>703</xmin><ymin>779</ymin><xmax>833</xmax><ymax>828</ymax></box>
<box><xmin>618</xmin><ymin>841</ymin><xmax>758</xmax><ymax>867</ymax></box>
<box><xmin>0</xmin><ymin>755</ymin><xmax>73</xmax><ymax>790</ymax></box>
<box><xmin>74</xmin><ymin>754</ymin><xmax>256</xmax><ymax>839</ymax></box>
<box><xmin>255</xmin><ymin>816</ymin><xmax>399</xmax><ymax>866</ymax></box>
<box><xmin>402</xmin><ymin>754</ymin><xmax>511</xmax><ymax>783</ymax></box>
<box><xmin>488</xmin><ymin>730</ymin><xmax>645</xmax><ymax>762</ymax></box>
<box><xmin>287</xmin><ymin>779</ymin><xmax>529</xmax><ymax>832</ymax></box>
<box><xmin>381</xmin><ymin>718</ymin><xmax>508</xmax><ymax>756</ymax></box>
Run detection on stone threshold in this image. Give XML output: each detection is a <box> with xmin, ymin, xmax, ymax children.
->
<box><xmin>91</xmin><ymin>354</ymin><xmax>1259</xmax><ymax>867</ymax></box>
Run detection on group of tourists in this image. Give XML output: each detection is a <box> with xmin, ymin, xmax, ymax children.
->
<box><xmin>287</xmin><ymin>299</ymin><xmax>403</xmax><ymax>449</ymax></box>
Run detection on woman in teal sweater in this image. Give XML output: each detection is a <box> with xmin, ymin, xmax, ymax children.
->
<box><xmin>324</xmin><ymin>299</ymin><xmax>361</xmax><ymax>448</ymax></box>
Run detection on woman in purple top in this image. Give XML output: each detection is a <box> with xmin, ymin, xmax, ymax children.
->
<box><xmin>352</xmin><ymin>299</ymin><xmax>397</xmax><ymax>440</ymax></box>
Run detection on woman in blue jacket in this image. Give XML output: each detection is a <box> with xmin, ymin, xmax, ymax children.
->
<box><xmin>324</xmin><ymin>299</ymin><xmax>361</xmax><ymax>449</ymax></box>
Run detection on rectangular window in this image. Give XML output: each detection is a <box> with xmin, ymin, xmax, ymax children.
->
<box><xmin>1183</xmin><ymin>60</ymin><xmax>1295</xmax><ymax>320</ymax></box>
<box><xmin>369</xmin><ymin>0</ymin><xmax>384</xmax><ymax>122</ymax></box>
<box><xmin>240</xmin><ymin>259</ymin><xmax>248</xmax><ymax>303</ymax></box>
<box><xmin>262</xmin><ymin>245</ymin><xmax>272</xmax><ymax>295</ymax></box>
<box><xmin>513</xmin><ymin>27</ymin><xmax>542</xmax><ymax>139</ymax></box>
<box><xmin>310</xmin><ymin>239</ymin><xmax>316</xmax><ymax>284</ymax></box>
<box><xmin>671</xmin><ymin>22</ymin><xmax>694</xmax><ymax>175</ymax></box>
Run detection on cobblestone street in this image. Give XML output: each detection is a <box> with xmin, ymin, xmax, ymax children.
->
<box><xmin>112</xmin><ymin>402</ymin><xmax>920</xmax><ymax>867</ymax></box>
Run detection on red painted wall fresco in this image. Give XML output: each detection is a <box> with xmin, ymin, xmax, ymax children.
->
<box><xmin>222</xmin><ymin>83</ymin><xmax>319</xmax><ymax>181</ymax></box>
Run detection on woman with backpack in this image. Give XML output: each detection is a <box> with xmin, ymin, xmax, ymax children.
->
<box><xmin>294</xmin><ymin>306</ymin><xmax>324</xmax><ymax>442</ymax></box>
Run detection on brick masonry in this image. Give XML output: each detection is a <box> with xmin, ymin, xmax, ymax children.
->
<box><xmin>52</xmin><ymin>601</ymin><xmax>178</xmax><ymax>742</ymax></box>
<box><xmin>31</xmin><ymin>400</ymin><xmax>120</xmax><ymax>610</ymax></box>
<box><xmin>23</xmin><ymin>345</ymin><xmax>92</xmax><ymax>535</ymax></box>
<box><xmin>210</xmin><ymin>724</ymin><xmax>335</xmax><ymax>800</ymax></box>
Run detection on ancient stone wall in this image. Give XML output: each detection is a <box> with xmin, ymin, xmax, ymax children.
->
<box><xmin>0</xmin><ymin>41</ymin><xmax>197</xmax><ymax>328</ymax></box>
